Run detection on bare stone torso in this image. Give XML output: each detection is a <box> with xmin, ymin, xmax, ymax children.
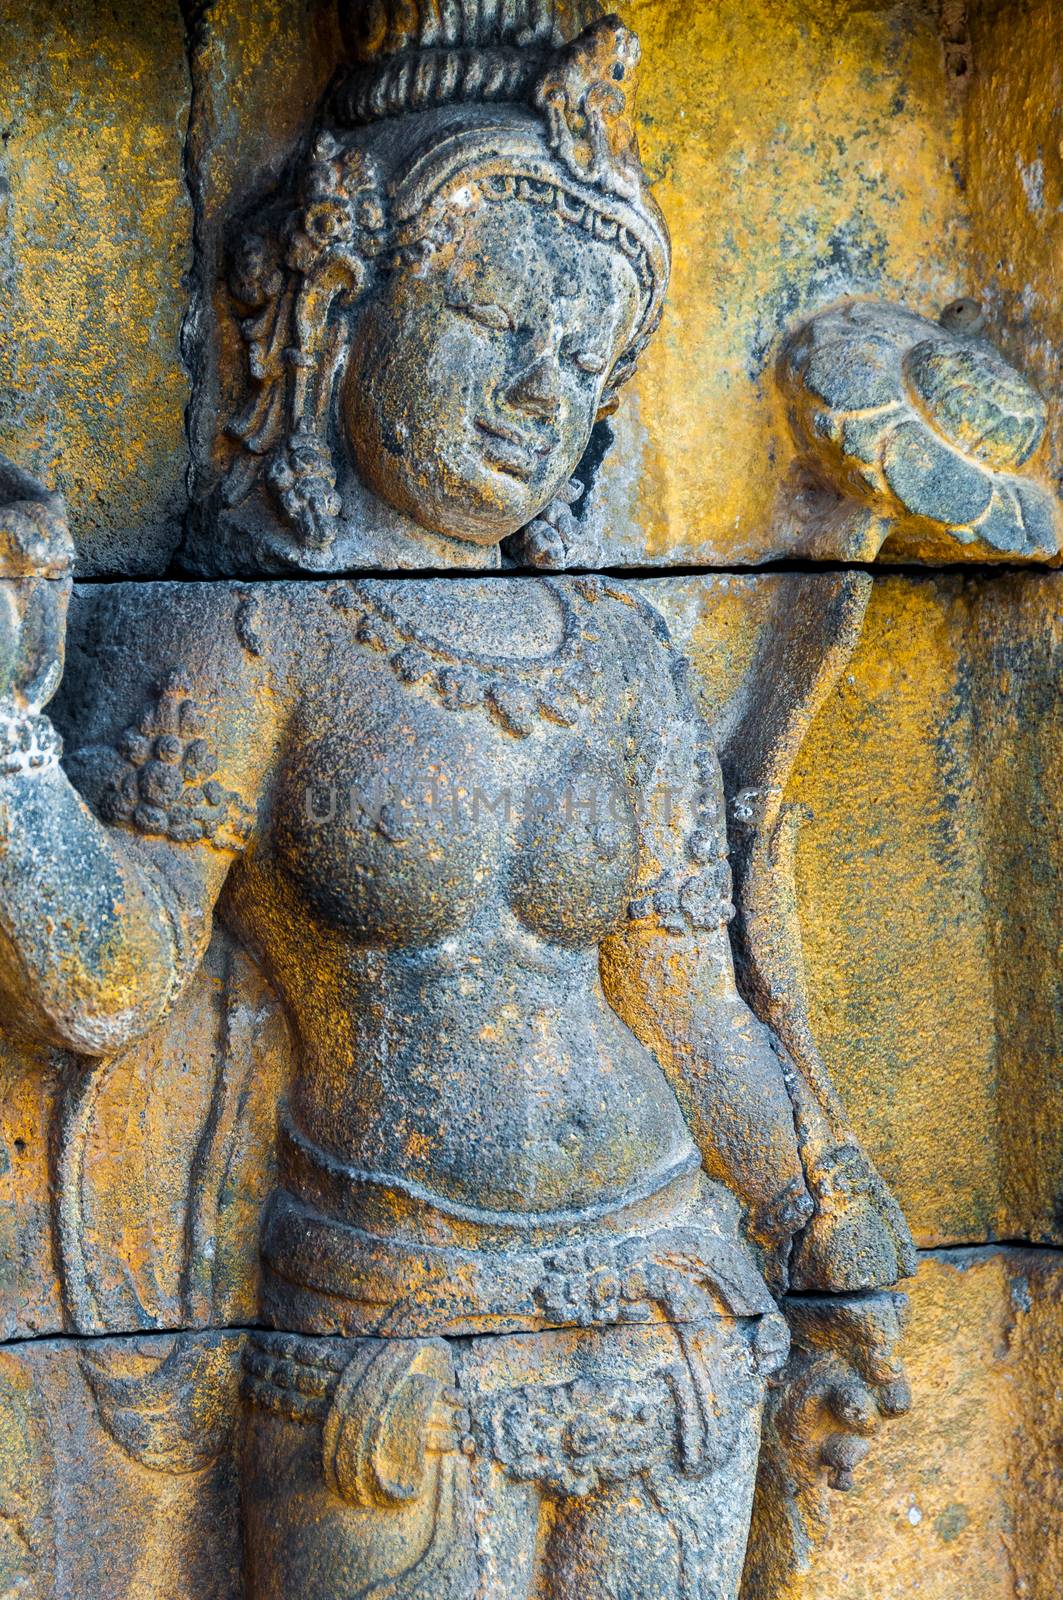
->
<box><xmin>225</xmin><ymin>578</ymin><xmax>696</xmax><ymax>1216</ymax></box>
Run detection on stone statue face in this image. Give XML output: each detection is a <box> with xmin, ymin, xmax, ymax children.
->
<box><xmin>342</xmin><ymin>196</ymin><xmax>642</xmax><ymax>545</ymax></box>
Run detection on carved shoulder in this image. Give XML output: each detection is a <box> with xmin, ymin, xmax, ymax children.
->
<box><xmin>577</xmin><ymin>578</ymin><xmax>735</xmax><ymax>938</ymax></box>
<box><xmin>56</xmin><ymin>581</ymin><xmax>294</xmax><ymax>855</ymax></box>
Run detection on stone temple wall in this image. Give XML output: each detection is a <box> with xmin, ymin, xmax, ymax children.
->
<box><xmin>0</xmin><ymin>2</ymin><xmax>1059</xmax><ymax>1597</ymax></box>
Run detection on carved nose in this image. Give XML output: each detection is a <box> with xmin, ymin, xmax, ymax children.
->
<box><xmin>506</xmin><ymin>355</ymin><xmax>561</xmax><ymax>420</ymax></box>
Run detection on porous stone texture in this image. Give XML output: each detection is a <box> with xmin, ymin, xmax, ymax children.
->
<box><xmin>802</xmin><ymin>1248</ymin><xmax>1063</xmax><ymax>1600</ymax></box>
<box><xmin>1</xmin><ymin>1</ymin><xmax>1058</xmax><ymax>573</ymax></box>
<box><xmin>967</xmin><ymin>0</ymin><xmax>1063</xmax><ymax>507</ymax></box>
<box><xmin>0</xmin><ymin>533</ymin><xmax>903</xmax><ymax>1596</ymax></box>
<box><xmin>0</xmin><ymin>915</ymin><xmax>286</xmax><ymax>1346</ymax></box>
<box><xmin>173</xmin><ymin>0</ymin><xmax>1062</xmax><ymax>572</ymax></box>
<box><xmin>182</xmin><ymin>0</ymin><xmax>345</xmax><ymax>514</ymax></box>
<box><xmin>593</xmin><ymin>0</ymin><xmax>973</xmax><ymax>566</ymax></box>
<box><xmin>0</xmin><ymin>1330</ymin><xmax>244</xmax><ymax>1598</ymax></box>
<box><xmin>775</xmin><ymin>302</ymin><xmax>1060</xmax><ymax>562</ymax></box>
<box><xmin>0</xmin><ymin>1034</ymin><xmax>63</xmax><ymax>1339</ymax></box>
<box><xmin>0</xmin><ymin>0</ymin><xmax>192</xmax><ymax>575</ymax></box>
<box><xmin>583</xmin><ymin>0</ymin><xmax>1062</xmax><ymax>568</ymax></box>
<box><xmin>0</xmin><ymin>1254</ymin><xmax>1058</xmax><ymax>1599</ymax></box>
<box><xmin>0</xmin><ymin>566</ymin><xmax>1058</xmax><ymax>1599</ymax></box>
<box><xmin>0</xmin><ymin>3</ymin><xmax>1060</xmax><ymax>1597</ymax></box>
<box><xmin>653</xmin><ymin>570</ymin><xmax>1063</xmax><ymax>1250</ymax></box>
<box><xmin>3</xmin><ymin>567</ymin><xmax>1061</xmax><ymax>1304</ymax></box>
<box><xmin>182</xmin><ymin>0</ymin><xmax>1063</xmax><ymax>576</ymax></box>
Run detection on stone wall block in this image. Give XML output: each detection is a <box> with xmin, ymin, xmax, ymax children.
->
<box><xmin>0</xmin><ymin>0</ymin><xmax>192</xmax><ymax>575</ymax></box>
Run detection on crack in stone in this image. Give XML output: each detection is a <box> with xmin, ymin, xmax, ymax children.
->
<box><xmin>923</xmin><ymin>1238</ymin><xmax>1063</xmax><ymax>1257</ymax></box>
<box><xmin>4</xmin><ymin>1241</ymin><xmax>1060</xmax><ymax>1352</ymax></box>
<box><xmin>65</xmin><ymin>558</ymin><xmax>1063</xmax><ymax>589</ymax></box>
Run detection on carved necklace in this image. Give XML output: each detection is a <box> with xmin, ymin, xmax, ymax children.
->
<box><xmin>329</xmin><ymin>578</ymin><xmax>604</xmax><ymax>738</ymax></box>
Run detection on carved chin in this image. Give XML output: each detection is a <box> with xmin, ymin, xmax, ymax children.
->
<box><xmin>465</xmin><ymin>460</ymin><xmax>557</xmax><ymax>534</ymax></box>
<box><xmin>418</xmin><ymin>489</ymin><xmax>542</xmax><ymax>546</ymax></box>
<box><xmin>360</xmin><ymin>437</ymin><xmax>557</xmax><ymax>546</ymax></box>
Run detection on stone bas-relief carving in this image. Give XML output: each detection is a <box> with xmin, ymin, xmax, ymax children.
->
<box><xmin>188</xmin><ymin>1</ymin><xmax>668</xmax><ymax>577</ymax></box>
<box><xmin>2</xmin><ymin>1252</ymin><xmax>1059</xmax><ymax>1600</ymax></box>
<box><xmin>22</xmin><ymin>551</ymin><xmax>912</xmax><ymax>1599</ymax></box>
<box><xmin>0</xmin><ymin>1330</ymin><xmax>243</xmax><ymax>1598</ymax></box>
<box><xmin>181</xmin><ymin>0</ymin><xmax>1062</xmax><ymax>580</ymax></box>
<box><xmin>778</xmin><ymin>299</ymin><xmax>1062</xmax><ymax>565</ymax></box>
<box><xmin>5</xmin><ymin>2</ymin><xmax>1060</xmax><ymax>1596</ymax></box>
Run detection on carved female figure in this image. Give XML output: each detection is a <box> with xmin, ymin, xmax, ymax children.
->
<box><xmin>0</xmin><ymin>6</ymin><xmax>914</xmax><ymax>1596</ymax></box>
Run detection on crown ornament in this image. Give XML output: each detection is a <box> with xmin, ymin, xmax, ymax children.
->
<box><xmin>337</xmin><ymin>0</ymin><xmax>605</xmax><ymax>116</ymax></box>
<box><xmin>340</xmin><ymin>0</ymin><xmax>603</xmax><ymax>55</ymax></box>
<box><xmin>335</xmin><ymin>2</ymin><xmax>646</xmax><ymax>203</ymax></box>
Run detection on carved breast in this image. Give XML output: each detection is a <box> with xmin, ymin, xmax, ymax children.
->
<box><xmin>269</xmin><ymin>591</ymin><xmax>641</xmax><ymax>951</ymax></box>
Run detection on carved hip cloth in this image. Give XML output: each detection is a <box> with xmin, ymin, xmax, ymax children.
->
<box><xmin>241</xmin><ymin>1313</ymin><xmax>786</xmax><ymax>1600</ymax></box>
<box><xmin>245</xmin><ymin>1140</ymin><xmax>788</xmax><ymax>1599</ymax></box>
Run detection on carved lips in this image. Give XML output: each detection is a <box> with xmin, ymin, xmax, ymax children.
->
<box><xmin>474</xmin><ymin>417</ymin><xmax>556</xmax><ymax>481</ymax></box>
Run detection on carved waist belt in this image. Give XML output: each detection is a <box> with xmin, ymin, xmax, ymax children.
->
<box><xmin>260</xmin><ymin>1134</ymin><xmax>776</xmax><ymax>1338</ymax></box>
<box><xmin>243</xmin><ymin>1330</ymin><xmax>687</xmax><ymax>1498</ymax></box>
<box><xmin>242</xmin><ymin>1316</ymin><xmax>789</xmax><ymax>1503</ymax></box>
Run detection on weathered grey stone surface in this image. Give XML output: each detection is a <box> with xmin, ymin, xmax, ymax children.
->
<box><xmin>0</xmin><ymin>1330</ymin><xmax>243</xmax><ymax>1598</ymax></box>
<box><xmin>0</xmin><ymin>3</ymin><xmax>1060</xmax><ymax>1599</ymax></box>
<box><xmin>1</xmin><ymin>1251</ymin><xmax>1058</xmax><ymax>1600</ymax></box>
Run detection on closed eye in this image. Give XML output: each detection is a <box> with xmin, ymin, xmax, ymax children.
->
<box><xmin>562</xmin><ymin>338</ymin><xmax>608</xmax><ymax>376</ymax></box>
<box><xmin>447</xmin><ymin>301</ymin><xmax>514</xmax><ymax>332</ymax></box>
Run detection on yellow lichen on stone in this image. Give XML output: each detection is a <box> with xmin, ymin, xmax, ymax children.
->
<box><xmin>184</xmin><ymin>0</ymin><xmax>344</xmax><ymax>498</ymax></box>
<box><xmin>790</xmin><ymin>576</ymin><xmax>1002</xmax><ymax>1245</ymax></box>
<box><xmin>792</xmin><ymin>572</ymin><xmax>1063</xmax><ymax>1247</ymax></box>
<box><xmin>0</xmin><ymin>0</ymin><xmax>192</xmax><ymax>575</ymax></box>
<box><xmin>802</xmin><ymin>1249</ymin><xmax>1063</xmax><ymax>1600</ymax></box>
<box><xmin>967</xmin><ymin>0</ymin><xmax>1063</xmax><ymax>497</ymax></box>
<box><xmin>598</xmin><ymin>0</ymin><xmax>969</xmax><ymax>564</ymax></box>
<box><xmin>0</xmin><ymin>1034</ymin><xmax>62</xmax><ymax>1339</ymax></box>
<box><xmin>655</xmin><ymin>571</ymin><xmax>1063</xmax><ymax>1250</ymax></box>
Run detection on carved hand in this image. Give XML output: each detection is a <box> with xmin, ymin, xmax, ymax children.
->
<box><xmin>783</xmin><ymin>1061</ymin><xmax>917</xmax><ymax>1293</ymax></box>
<box><xmin>505</xmin><ymin>478</ymin><xmax>601</xmax><ymax>570</ymax></box>
<box><xmin>0</xmin><ymin>462</ymin><xmax>74</xmax><ymax>714</ymax></box>
<box><xmin>769</xmin><ymin>1291</ymin><xmax>910</xmax><ymax>1504</ymax></box>
<box><xmin>745</xmin><ymin>1290</ymin><xmax>912</xmax><ymax>1596</ymax></box>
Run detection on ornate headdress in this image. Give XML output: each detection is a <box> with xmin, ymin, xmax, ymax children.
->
<box><xmin>218</xmin><ymin>2</ymin><xmax>671</xmax><ymax>565</ymax></box>
<box><xmin>336</xmin><ymin>0</ymin><xmax>609</xmax><ymax>122</ymax></box>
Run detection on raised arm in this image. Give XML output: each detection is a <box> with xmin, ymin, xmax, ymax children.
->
<box><xmin>0</xmin><ymin>464</ymin><xmax>281</xmax><ymax>1056</ymax></box>
<box><xmin>599</xmin><ymin>595</ymin><xmax>814</xmax><ymax>1276</ymax></box>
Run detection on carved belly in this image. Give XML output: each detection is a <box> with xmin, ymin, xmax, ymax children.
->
<box><xmin>284</xmin><ymin>944</ymin><xmax>695</xmax><ymax>1217</ymax></box>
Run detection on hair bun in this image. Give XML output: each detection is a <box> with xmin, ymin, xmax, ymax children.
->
<box><xmin>340</xmin><ymin>0</ymin><xmax>604</xmax><ymax>63</ymax></box>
